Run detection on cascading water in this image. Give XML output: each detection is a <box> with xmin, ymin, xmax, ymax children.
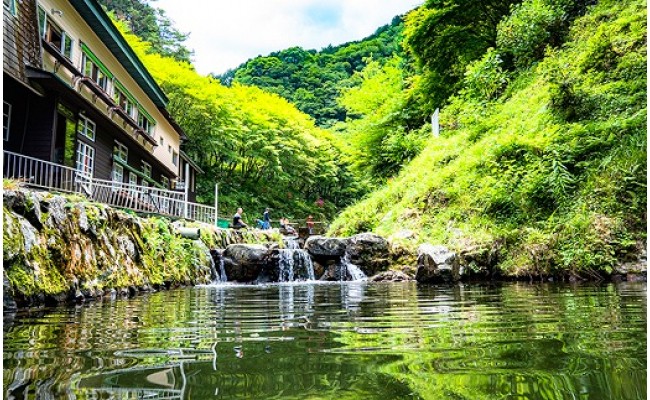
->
<box><xmin>207</xmin><ymin>250</ymin><xmax>219</xmax><ymax>282</ymax></box>
<box><xmin>277</xmin><ymin>249</ymin><xmax>316</xmax><ymax>282</ymax></box>
<box><xmin>284</xmin><ymin>238</ymin><xmax>300</xmax><ymax>249</ymax></box>
<box><xmin>208</xmin><ymin>249</ymin><xmax>228</xmax><ymax>283</ymax></box>
<box><xmin>218</xmin><ymin>258</ymin><xmax>228</xmax><ymax>283</ymax></box>
<box><xmin>338</xmin><ymin>253</ymin><xmax>367</xmax><ymax>281</ymax></box>
<box><xmin>278</xmin><ymin>250</ymin><xmax>296</xmax><ymax>282</ymax></box>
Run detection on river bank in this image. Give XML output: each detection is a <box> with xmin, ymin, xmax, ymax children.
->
<box><xmin>2</xmin><ymin>187</ymin><xmax>282</xmax><ymax>309</ymax></box>
<box><xmin>3</xmin><ymin>187</ymin><xmax>646</xmax><ymax>310</ymax></box>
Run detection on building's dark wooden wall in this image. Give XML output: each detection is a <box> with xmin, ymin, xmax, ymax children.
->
<box><xmin>3</xmin><ymin>0</ymin><xmax>42</xmax><ymax>83</ymax></box>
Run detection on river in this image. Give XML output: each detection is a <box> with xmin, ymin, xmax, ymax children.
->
<box><xmin>3</xmin><ymin>282</ymin><xmax>647</xmax><ymax>399</ymax></box>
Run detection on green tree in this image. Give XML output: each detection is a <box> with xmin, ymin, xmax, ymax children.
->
<box><xmin>403</xmin><ymin>0</ymin><xmax>520</xmax><ymax>112</ymax></box>
<box><xmin>99</xmin><ymin>0</ymin><xmax>193</xmax><ymax>63</ymax></box>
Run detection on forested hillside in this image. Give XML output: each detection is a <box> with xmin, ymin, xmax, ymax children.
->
<box><xmin>107</xmin><ymin>21</ymin><xmax>363</xmax><ymax>222</ymax></box>
<box><xmin>218</xmin><ymin>17</ymin><xmax>405</xmax><ymax>127</ymax></box>
<box><xmin>103</xmin><ymin>0</ymin><xmax>646</xmax><ymax>278</ymax></box>
<box><xmin>99</xmin><ymin>0</ymin><xmax>192</xmax><ymax>62</ymax></box>
<box><xmin>330</xmin><ymin>0</ymin><xmax>647</xmax><ymax>278</ymax></box>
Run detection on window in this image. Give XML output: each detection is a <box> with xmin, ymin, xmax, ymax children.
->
<box><xmin>137</xmin><ymin>111</ymin><xmax>154</xmax><ymax>136</ymax></box>
<box><xmin>142</xmin><ymin>161</ymin><xmax>151</xmax><ymax>178</ymax></box>
<box><xmin>77</xmin><ymin>115</ymin><xmax>96</xmax><ymax>141</ymax></box>
<box><xmin>113</xmin><ymin>89</ymin><xmax>134</xmax><ymax>117</ymax></box>
<box><xmin>128</xmin><ymin>172</ymin><xmax>138</xmax><ymax>196</ymax></box>
<box><xmin>82</xmin><ymin>53</ymin><xmax>112</xmax><ymax>93</ymax></box>
<box><xmin>161</xmin><ymin>176</ymin><xmax>169</xmax><ymax>189</ymax></box>
<box><xmin>3</xmin><ymin>102</ymin><xmax>11</xmax><ymax>141</ymax></box>
<box><xmin>159</xmin><ymin>136</ymin><xmax>164</xmax><ymax>146</ymax></box>
<box><xmin>112</xmin><ymin>163</ymin><xmax>124</xmax><ymax>190</ymax></box>
<box><xmin>39</xmin><ymin>7</ymin><xmax>73</xmax><ymax>59</ymax></box>
<box><xmin>75</xmin><ymin>142</ymin><xmax>95</xmax><ymax>177</ymax></box>
<box><xmin>167</xmin><ymin>145</ymin><xmax>171</xmax><ymax>153</ymax></box>
<box><xmin>4</xmin><ymin>0</ymin><xmax>17</xmax><ymax>16</ymax></box>
<box><xmin>113</xmin><ymin>141</ymin><xmax>128</xmax><ymax>162</ymax></box>
<box><xmin>172</xmin><ymin>151</ymin><xmax>178</xmax><ymax>167</ymax></box>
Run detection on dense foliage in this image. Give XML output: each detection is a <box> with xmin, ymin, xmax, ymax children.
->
<box><xmin>113</xmin><ymin>23</ymin><xmax>363</xmax><ymax>223</ymax></box>
<box><xmin>330</xmin><ymin>0</ymin><xmax>647</xmax><ymax>278</ymax></box>
<box><xmin>99</xmin><ymin>0</ymin><xmax>193</xmax><ymax>62</ymax></box>
<box><xmin>217</xmin><ymin>17</ymin><xmax>405</xmax><ymax>127</ymax></box>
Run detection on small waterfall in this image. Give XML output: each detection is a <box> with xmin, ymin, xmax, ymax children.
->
<box><xmin>277</xmin><ymin>249</ymin><xmax>316</xmax><ymax>282</ymax></box>
<box><xmin>218</xmin><ymin>258</ymin><xmax>228</xmax><ymax>283</ymax></box>
<box><xmin>284</xmin><ymin>238</ymin><xmax>300</xmax><ymax>249</ymax></box>
<box><xmin>278</xmin><ymin>250</ymin><xmax>296</xmax><ymax>282</ymax></box>
<box><xmin>209</xmin><ymin>249</ymin><xmax>228</xmax><ymax>283</ymax></box>
<box><xmin>338</xmin><ymin>253</ymin><xmax>367</xmax><ymax>281</ymax></box>
<box><xmin>209</xmin><ymin>253</ymin><xmax>218</xmax><ymax>281</ymax></box>
<box><xmin>302</xmin><ymin>251</ymin><xmax>315</xmax><ymax>281</ymax></box>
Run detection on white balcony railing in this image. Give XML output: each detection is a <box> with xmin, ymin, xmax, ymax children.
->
<box><xmin>3</xmin><ymin>150</ymin><xmax>218</xmax><ymax>225</ymax></box>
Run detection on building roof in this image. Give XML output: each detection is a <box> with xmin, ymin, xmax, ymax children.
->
<box><xmin>68</xmin><ymin>0</ymin><xmax>168</xmax><ymax>107</ymax></box>
<box><xmin>180</xmin><ymin>150</ymin><xmax>204</xmax><ymax>174</ymax></box>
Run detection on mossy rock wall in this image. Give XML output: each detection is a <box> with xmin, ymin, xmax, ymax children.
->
<box><xmin>2</xmin><ymin>188</ymin><xmax>281</xmax><ymax>308</ymax></box>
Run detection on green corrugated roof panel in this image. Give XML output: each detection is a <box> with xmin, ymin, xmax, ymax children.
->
<box><xmin>68</xmin><ymin>0</ymin><xmax>168</xmax><ymax>108</ymax></box>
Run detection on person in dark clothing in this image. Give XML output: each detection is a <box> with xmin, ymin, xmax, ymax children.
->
<box><xmin>263</xmin><ymin>208</ymin><xmax>271</xmax><ymax>230</ymax></box>
<box><xmin>232</xmin><ymin>207</ymin><xmax>247</xmax><ymax>229</ymax></box>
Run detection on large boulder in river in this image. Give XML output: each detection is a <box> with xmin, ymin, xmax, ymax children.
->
<box><xmin>346</xmin><ymin>233</ymin><xmax>390</xmax><ymax>276</ymax></box>
<box><xmin>304</xmin><ymin>236</ymin><xmax>347</xmax><ymax>259</ymax></box>
<box><xmin>415</xmin><ymin>244</ymin><xmax>461</xmax><ymax>283</ymax></box>
<box><xmin>222</xmin><ymin>244</ymin><xmax>271</xmax><ymax>282</ymax></box>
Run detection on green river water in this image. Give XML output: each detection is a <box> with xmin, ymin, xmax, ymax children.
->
<box><xmin>3</xmin><ymin>282</ymin><xmax>647</xmax><ymax>399</ymax></box>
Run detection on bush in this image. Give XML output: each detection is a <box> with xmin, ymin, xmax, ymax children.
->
<box><xmin>460</xmin><ymin>48</ymin><xmax>509</xmax><ymax>102</ymax></box>
<box><xmin>497</xmin><ymin>0</ymin><xmax>566</xmax><ymax>68</ymax></box>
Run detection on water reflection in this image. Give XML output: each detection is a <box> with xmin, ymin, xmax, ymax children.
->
<box><xmin>3</xmin><ymin>282</ymin><xmax>647</xmax><ymax>399</ymax></box>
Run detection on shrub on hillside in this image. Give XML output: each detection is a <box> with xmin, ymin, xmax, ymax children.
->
<box><xmin>497</xmin><ymin>0</ymin><xmax>567</xmax><ymax>68</ymax></box>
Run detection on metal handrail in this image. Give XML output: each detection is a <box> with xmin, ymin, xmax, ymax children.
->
<box><xmin>3</xmin><ymin>150</ymin><xmax>220</xmax><ymax>225</ymax></box>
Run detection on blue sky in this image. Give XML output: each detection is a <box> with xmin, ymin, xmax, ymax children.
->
<box><xmin>155</xmin><ymin>0</ymin><xmax>422</xmax><ymax>75</ymax></box>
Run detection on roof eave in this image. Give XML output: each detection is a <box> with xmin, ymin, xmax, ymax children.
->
<box><xmin>68</xmin><ymin>0</ymin><xmax>169</xmax><ymax>107</ymax></box>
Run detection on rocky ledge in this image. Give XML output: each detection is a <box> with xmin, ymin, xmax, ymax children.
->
<box><xmin>3</xmin><ymin>188</ymin><xmax>281</xmax><ymax>309</ymax></box>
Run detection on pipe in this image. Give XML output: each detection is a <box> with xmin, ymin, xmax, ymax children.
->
<box><xmin>176</xmin><ymin>227</ymin><xmax>201</xmax><ymax>240</ymax></box>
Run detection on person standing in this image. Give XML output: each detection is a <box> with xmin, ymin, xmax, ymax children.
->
<box><xmin>306</xmin><ymin>215</ymin><xmax>315</xmax><ymax>234</ymax></box>
<box><xmin>232</xmin><ymin>207</ymin><xmax>247</xmax><ymax>229</ymax></box>
<box><xmin>263</xmin><ymin>208</ymin><xmax>271</xmax><ymax>230</ymax></box>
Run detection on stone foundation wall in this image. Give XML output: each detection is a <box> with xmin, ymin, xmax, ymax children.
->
<box><xmin>2</xmin><ymin>188</ymin><xmax>281</xmax><ymax>309</ymax></box>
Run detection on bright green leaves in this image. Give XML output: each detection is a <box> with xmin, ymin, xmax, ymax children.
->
<box><xmin>113</xmin><ymin>22</ymin><xmax>360</xmax><ymax>220</ymax></box>
<box><xmin>336</xmin><ymin>57</ymin><xmax>428</xmax><ymax>182</ymax></box>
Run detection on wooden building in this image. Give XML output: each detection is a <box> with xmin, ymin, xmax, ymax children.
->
<box><xmin>3</xmin><ymin>0</ymin><xmax>201</xmax><ymax>196</ymax></box>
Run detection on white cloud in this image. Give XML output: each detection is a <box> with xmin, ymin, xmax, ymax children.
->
<box><xmin>154</xmin><ymin>0</ymin><xmax>422</xmax><ymax>75</ymax></box>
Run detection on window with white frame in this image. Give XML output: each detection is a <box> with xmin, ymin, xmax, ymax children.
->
<box><xmin>38</xmin><ymin>6</ymin><xmax>73</xmax><ymax>59</ymax></box>
<box><xmin>3</xmin><ymin>102</ymin><xmax>11</xmax><ymax>141</ymax></box>
<box><xmin>159</xmin><ymin>136</ymin><xmax>164</xmax><ymax>146</ymax></box>
<box><xmin>128</xmin><ymin>172</ymin><xmax>138</xmax><ymax>195</ymax></box>
<box><xmin>113</xmin><ymin>89</ymin><xmax>134</xmax><ymax>117</ymax></box>
<box><xmin>172</xmin><ymin>151</ymin><xmax>178</xmax><ymax>166</ymax></box>
<box><xmin>112</xmin><ymin>163</ymin><xmax>124</xmax><ymax>190</ymax></box>
<box><xmin>78</xmin><ymin>115</ymin><xmax>96</xmax><ymax>141</ymax></box>
<box><xmin>113</xmin><ymin>141</ymin><xmax>128</xmax><ymax>162</ymax></box>
<box><xmin>81</xmin><ymin>54</ymin><xmax>111</xmax><ymax>93</ymax></box>
<box><xmin>142</xmin><ymin>161</ymin><xmax>151</xmax><ymax>178</ymax></box>
<box><xmin>137</xmin><ymin>111</ymin><xmax>155</xmax><ymax>136</ymax></box>
<box><xmin>75</xmin><ymin>141</ymin><xmax>94</xmax><ymax>177</ymax></box>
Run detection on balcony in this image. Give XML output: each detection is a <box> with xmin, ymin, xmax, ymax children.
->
<box><xmin>3</xmin><ymin>150</ymin><xmax>218</xmax><ymax>225</ymax></box>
